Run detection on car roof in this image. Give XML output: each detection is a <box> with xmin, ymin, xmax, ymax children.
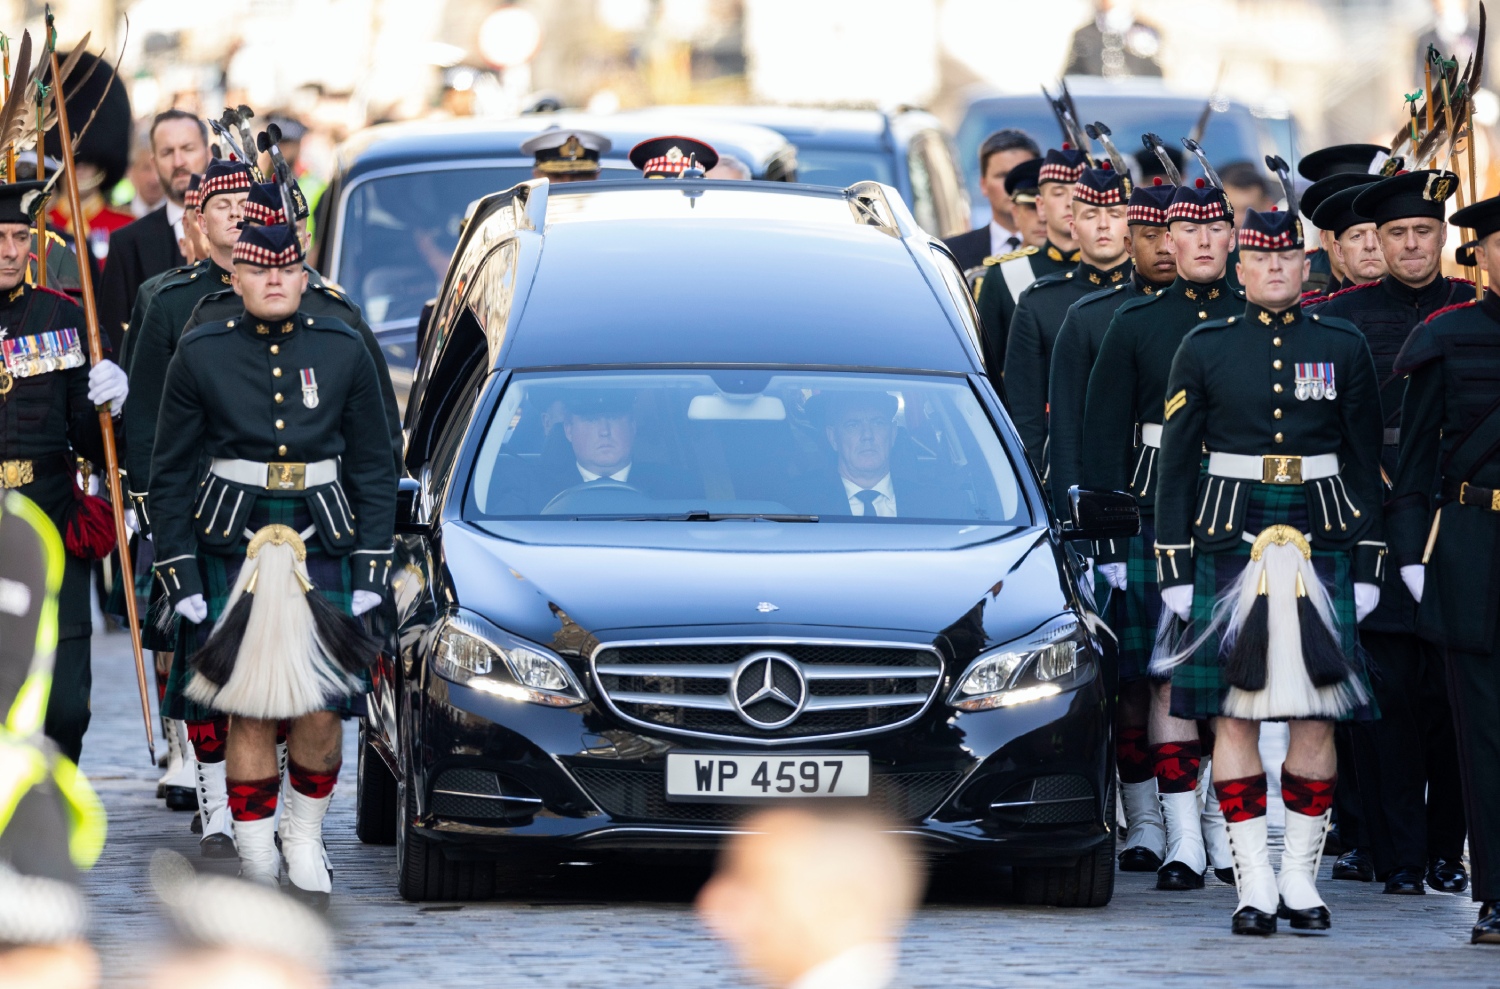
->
<box><xmin>495</xmin><ymin>180</ymin><xmax>976</xmax><ymax>373</ymax></box>
<box><xmin>335</xmin><ymin>111</ymin><xmax>797</xmax><ymax>182</ymax></box>
<box><xmin>645</xmin><ymin>105</ymin><xmax>944</xmax><ymax>151</ymax></box>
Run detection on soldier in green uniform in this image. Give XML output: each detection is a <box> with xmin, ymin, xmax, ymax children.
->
<box><xmin>1152</xmin><ymin>205</ymin><xmax>1384</xmax><ymax>935</ymax></box>
<box><xmin>150</xmin><ymin>220</ymin><xmax>396</xmax><ymax>903</ymax></box>
<box><xmin>1388</xmin><ymin>192</ymin><xmax>1500</xmax><ymax>945</ymax></box>
<box><xmin>1309</xmin><ymin>170</ymin><xmax>1472</xmax><ymax>897</ymax></box>
<box><xmin>1047</xmin><ymin>175</ymin><xmax>1176</xmax><ymax>871</ymax></box>
<box><xmin>0</xmin><ymin>180</ymin><xmax>130</xmax><ymax>763</ymax></box>
<box><xmin>1005</xmin><ymin>162</ymin><xmax>1132</xmax><ymax>475</ymax></box>
<box><xmin>1297</xmin><ymin>144</ymin><xmax>1391</xmax><ymax>295</ymax></box>
<box><xmin>973</xmin><ymin>148</ymin><xmax>1084</xmax><ymax>388</ymax></box>
<box><xmin>1081</xmin><ymin>176</ymin><xmax>1244</xmax><ymax>890</ymax></box>
<box><xmin>123</xmin><ymin>158</ymin><xmax>252</xmax><ymax>854</ymax></box>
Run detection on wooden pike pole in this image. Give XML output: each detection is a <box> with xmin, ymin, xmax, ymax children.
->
<box><xmin>1</xmin><ymin>36</ymin><xmax>13</xmax><ymax>183</ymax></box>
<box><xmin>32</xmin><ymin>74</ymin><xmax>45</xmax><ymax>285</ymax></box>
<box><xmin>45</xmin><ymin>8</ymin><xmax>155</xmax><ymax>762</ymax></box>
<box><xmin>1435</xmin><ymin>62</ymin><xmax>1479</xmax><ymax>285</ymax></box>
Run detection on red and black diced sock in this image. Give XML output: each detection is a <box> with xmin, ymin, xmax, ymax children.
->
<box><xmin>1216</xmin><ymin>773</ymin><xmax>1269</xmax><ymax>822</ymax></box>
<box><xmin>227</xmin><ymin>776</ymin><xmax>280</xmax><ymax>821</ymax></box>
<box><xmin>1280</xmin><ymin>767</ymin><xmax>1336</xmax><ymax>817</ymax></box>
<box><xmin>1150</xmin><ymin>739</ymin><xmax>1202</xmax><ymax>793</ymax></box>
<box><xmin>1116</xmin><ymin>726</ymin><xmax>1153</xmax><ymax>784</ymax></box>
<box><xmin>185</xmin><ymin>715</ymin><xmax>230</xmax><ymax>764</ymax></box>
<box><xmin>287</xmin><ymin>758</ymin><xmax>341</xmax><ymax>800</ymax></box>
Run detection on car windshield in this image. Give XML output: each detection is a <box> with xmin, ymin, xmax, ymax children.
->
<box><xmin>335</xmin><ymin>164</ymin><xmax>635</xmax><ymax>326</ymax></box>
<box><xmin>791</xmin><ymin>147</ymin><xmax>895</xmax><ymax>189</ymax></box>
<box><xmin>466</xmin><ymin>370</ymin><xmax>1026</xmax><ymax>524</ymax></box>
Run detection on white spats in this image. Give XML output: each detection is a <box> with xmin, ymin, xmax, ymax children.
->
<box><xmin>196</xmin><ymin>760</ymin><xmax>235</xmax><ymax>854</ymax></box>
<box><xmin>1120</xmin><ymin>779</ymin><xmax>1166</xmax><ymax>859</ymax></box>
<box><xmin>281</xmin><ymin>786</ymin><xmax>334</xmax><ymax>899</ymax></box>
<box><xmin>158</xmin><ymin>718</ymin><xmax>197</xmax><ymax>793</ymax></box>
<box><xmin>1279</xmin><ymin>809</ymin><xmax>1332</xmax><ymax>912</ymax></box>
<box><xmin>1226</xmin><ymin>815</ymin><xmax>1279</xmax><ymax>916</ymax></box>
<box><xmin>1158</xmin><ymin>789</ymin><xmax>1207</xmax><ymax>873</ymax></box>
<box><xmin>235</xmin><ymin>817</ymin><xmax>280</xmax><ymax>886</ymax></box>
<box><xmin>1200</xmin><ymin>771</ymin><xmax>1233</xmax><ymax>873</ymax></box>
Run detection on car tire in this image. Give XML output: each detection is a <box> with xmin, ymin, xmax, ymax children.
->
<box><xmin>396</xmin><ymin>773</ymin><xmax>505</xmax><ymax>902</ymax></box>
<box><xmin>1013</xmin><ymin>784</ymin><xmax>1116</xmax><ymax>908</ymax></box>
<box><xmin>355</xmin><ymin>721</ymin><xmax>398</xmax><ymax>845</ymax></box>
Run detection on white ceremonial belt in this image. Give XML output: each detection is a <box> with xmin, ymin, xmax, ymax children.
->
<box><xmin>1207</xmin><ymin>451</ymin><xmax>1339</xmax><ymax>485</ymax></box>
<box><xmin>1139</xmin><ymin>422</ymin><xmax>1162</xmax><ymax>448</ymax></box>
<box><xmin>210</xmin><ymin>457</ymin><xmax>338</xmax><ymax>491</ymax></box>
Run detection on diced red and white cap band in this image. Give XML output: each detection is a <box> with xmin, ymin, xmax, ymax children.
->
<box><xmin>233</xmin><ymin>239</ymin><xmax>301</xmax><ymax>266</ymax></box>
<box><xmin>1039</xmin><ymin>162</ymin><xmax>1085</xmax><ymax>185</ymax></box>
<box><xmin>1238</xmin><ymin>227</ymin><xmax>1298</xmax><ymax>250</ymax></box>
<box><xmin>1073</xmin><ymin>184</ymin><xmax>1127</xmax><ymax>206</ymax></box>
<box><xmin>243</xmin><ymin>200</ymin><xmax>287</xmax><ymax>226</ymax></box>
<box><xmin>1166</xmin><ymin>198</ymin><xmax>1231</xmax><ymax>222</ymax></box>
<box><xmin>200</xmin><ymin>170</ymin><xmax>252</xmax><ymax>204</ymax></box>
<box><xmin>1127</xmin><ymin>204</ymin><xmax>1169</xmax><ymax>224</ymax></box>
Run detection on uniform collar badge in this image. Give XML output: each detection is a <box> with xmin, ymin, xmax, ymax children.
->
<box><xmin>1184</xmin><ymin>287</ymin><xmax>1198</xmax><ymax>300</ymax></box>
<box><xmin>7</xmin><ymin>285</ymin><xmax>22</xmax><ymax>302</ymax></box>
<box><xmin>300</xmin><ymin>368</ymin><xmax>319</xmax><ymax>409</ymax></box>
<box><xmin>1258</xmin><ymin>309</ymin><xmax>1273</xmax><ymax>324</ymax></box>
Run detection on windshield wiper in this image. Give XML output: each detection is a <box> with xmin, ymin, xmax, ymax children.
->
<box><xmin>621</xmin><ymin>511</ymin><xmax>821</xmax><ymax>523</ymax></box>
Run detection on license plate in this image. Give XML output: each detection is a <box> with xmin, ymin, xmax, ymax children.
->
<box><xmin>664</xmin><ymin>753</ymin><xmax>870</xmax><ymax>802</ymax></box>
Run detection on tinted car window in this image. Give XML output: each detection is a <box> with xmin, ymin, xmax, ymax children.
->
<box><xmin>905</xmin><ymin>141</ymin><xmax>940</xmax><ymax>235</ymax></box>
<box><xmin>336</xmin><ymin>165</ymin><xmax>634</xmax><ymax>325</ymax></box>
<box><xmin>791</xmin><ymin>148</ymin><xmax>896</xmax><ymax>188</ymax></box>
<box><xmin>466</xmin><ymin>370</ymin><xmax>1024</xmax><ymax>525</ymax></box>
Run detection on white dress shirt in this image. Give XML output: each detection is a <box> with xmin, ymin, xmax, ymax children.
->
<box><xmin>989</xmin><ymin>219</ymin><xmax>1022</xmax><ymax>256</ymax></box>
<box><xmin>843</xmin><ymin>474</ymin><xmax>897</xmax><ymax>517</ymax></box>
<box><xmin>788</xmin><ymin>943</ymin><xmax>896</xmax><ymax>989</ymax></box>
<box><xmin>165</xmin><ymin>199</ymin><xmax>186</xmax><ymax>248</ymax></box>
<box><xmin>578</xmin><ymin>462</ymin><xmax>632</xmax><ymax>483</ymax></box>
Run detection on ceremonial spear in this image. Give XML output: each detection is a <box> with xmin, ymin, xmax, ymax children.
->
<box><xmin>43</xmin><ymin>6</ymin><xmax>155</xmax><ymax>761</ymax></box>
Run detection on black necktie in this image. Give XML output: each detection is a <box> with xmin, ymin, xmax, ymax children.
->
<box><xmin>1005</xmin><ymin>235</ymin><xmax>1020</xmax><ymax>251</ymax></box>
<box><xmin>854</xmin><ymin>489</ymin><xmax>881</xmax><ymax>516</ymax></box>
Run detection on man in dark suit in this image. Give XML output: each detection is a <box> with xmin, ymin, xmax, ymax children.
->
<box><xmin>97</xmin><ymin>110</ymin><xmax>209</xmax><ymax>353</ymax></box>
<box><xmin>816</xmin><ymin>391</ymin><xmax>961</xmax><ymax>519</ymax></box>
<box><xmin>943</xmin><ymin>130</ymin><xmax>1040</xmax><ymax>273</ymax></box>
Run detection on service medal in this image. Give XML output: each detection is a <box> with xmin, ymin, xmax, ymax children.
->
<box><xmin>1294</xmin><ymin>362</ymin><xmax>1336</xmax><ymax>401</ymax></box>
<box><xmin>300</xmin><ymin>367</ymin><xmax>319</xmax><ymax>409</ymax></box>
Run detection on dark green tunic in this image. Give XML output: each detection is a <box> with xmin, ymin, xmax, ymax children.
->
<box><xmin>973</xmin><ymin>241</ymin><xmax>1076</xmax><ymax>388</ymax></box>
<box><xmin>1004</xmin><ymin>258</ymin><xmax>1132</xmax><ymax>472</ymax></box>
<box><xmin>150</xmin><ymin>308</ymin><xmax>397</xmax><ymax>606</ymax></box>
<box><xmin>1047</xmin><ymin>273</ymin><xmax>1165</xmax><ymax>509</ymax></box>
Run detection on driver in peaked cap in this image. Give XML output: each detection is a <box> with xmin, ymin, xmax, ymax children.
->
<box><xmin>521</xmin><ymin>129</ymin><xmax>612</xmax><ymax>183</ymax></box>
<box><xmin>628</xmin><ymin>136</ymin><xmax>719</xmax><ymax>179</ymax></box>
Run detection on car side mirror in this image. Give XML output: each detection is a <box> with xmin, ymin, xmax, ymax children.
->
<box><xmin>1060</xmin><ymin>487</ymin><xmax>1140</xmax><ymax>542</ymax></box>
<box><xmin>394</xmin><ymin>477</ymin><xmax>427</xmax><ymax>534</ymax></box>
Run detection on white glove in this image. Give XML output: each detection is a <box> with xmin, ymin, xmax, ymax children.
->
<box><xmin>1354</xmin><ymin>582</ymin><xmax>1380</xmax><ymax>622</ymax></box>
<box><xmin>87</xmin><ymin>359</ymin><xmax>128</xmax><ymax>413</ymax></box>
<box><xmin>1160</xmin><ymin>584</ymin><xmax>1192</xmax><ymax>621</ymax></box>
<box><xmin>124</xmin><ymin>507</ymin><xmax>139</xmax><ymax>534</ymax></box>
<box><xmin>1401</xmin><ymin>564</ymin><xmax>1425</xmax><ymax>604</ymax></box>
<box><xmin>175</xmin><ymin>593</ymin><xmax>207</xmax><ymax>624</ymax></box>
<box><xmin>352</xmin><ymin>590</ymin><xmax>381</xmax><ymax>617</ymax></box>
<box><xmin>1100</xmin><ymin>563</ymin><xmax>1127</xmax><ymax>590</ymax></box>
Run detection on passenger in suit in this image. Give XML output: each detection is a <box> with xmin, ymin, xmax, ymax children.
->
<box><xmin>814</xmin><ymin>391</ymin><xmax>963</xmax><ymax>520</ymax></box>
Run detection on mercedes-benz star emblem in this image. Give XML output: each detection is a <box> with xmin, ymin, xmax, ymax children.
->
<box><xmin>730</xmin><ymin>651</ymin><xmax>807</xmax><ymax>729</ymax></box>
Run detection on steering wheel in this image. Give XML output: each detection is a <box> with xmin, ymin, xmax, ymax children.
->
<box><xmin>540</xmin><ymin>479</ymin><xmax>646</xmax><ymax>515</ymax></box>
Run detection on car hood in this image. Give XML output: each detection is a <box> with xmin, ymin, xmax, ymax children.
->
<box><xmin>439</xmin><ymin>520</ymin><xmax>1075</xmax><ymax>662</ymax></box>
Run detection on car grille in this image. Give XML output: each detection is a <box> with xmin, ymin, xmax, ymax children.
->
<box><xmin>591</xmin><ymin>641</ymin><xmax>943</xmax><ymax>742</ymax></box>
<box><xmin>571</xmin><ymin>766</ymin><xmax>963</xmax><ymax>824</ymax></box>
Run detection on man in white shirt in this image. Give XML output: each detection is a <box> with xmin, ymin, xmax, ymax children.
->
<box><xmin>820</xmin><ymin>391</ymin><xmax>959</xmax><ymax>519</ymax></box>
<box><xmin>697</xmin><ymin>807</ymin><xmax>921</xmax><ymax>989</ymax></box>
<box><xmin>943</xmin><ymin>129</ymin><xmax>1041</xmax><ymax>272</ymax></box>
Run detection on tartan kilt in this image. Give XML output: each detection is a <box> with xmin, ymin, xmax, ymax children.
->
<box><xmin>162</xmin><ymin>494</ymin><xmax>369</xmax><ymax>721</ymax></box>
<box><xmin>1119</xmin><ymin>516</ymin><xmax>1161</xmax><ymax>682</ymax></box>
<box><xmin>1167</xmin><ymin>483</ymin><xmax>1376</xmax><ymax>721</ymax></box>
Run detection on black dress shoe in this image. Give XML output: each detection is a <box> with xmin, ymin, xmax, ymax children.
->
<box><xmin>1232</xmin><ymin>906</ymin><xmax>1277</xmax><ymax>936</ymax></box>
<box><xmin>190</xmin><ymin>812</ymin><xmax>202</xmax><ymax>835</ymax></box>
<box><xmin>1119</xmin><ymin>846</ymin><xmax>1164</xmax><ymax>872</ymax></box>
<box><xmin>1383</xmin><ymin>867</ymin><xmax>1426</xmax><ymax>894</ymax></box>
<box><xmin>1473</xmin><ymin>901</ymin><xmax>1500</xmax><ymax>945</ymax></box>
<box><xmin>1278</xmin><ymin>897</ymin><xmax>1331</xmax><ymax>932</ymax></box>
<box><xmin>200</xmin><ymin>833</ymin><xmax>237</xmax><ymax>859</ymax></box>
<box><xmin>1331</xmin><ymin>848</ymin><xmax>1374</xmax><ymax>882</ymax></box>
<box><xmin>1214</xmin><ymin>867</ymin><xmax>1236</xmax><ymax>885</ymax></box>
<box><xmin>1156</xmin><ymin>860</ymin><xmax>1205</xmax><ymax>890</ymax></box>
<box><xmin>164</xmin><ymin>785</ymin><xmax>197</xmax><ymax>811</ymax></box>
<box><xmin>1427</xmin><ymin>858</ymin><xmax>1469</xmax><ymax>894</ymax></box>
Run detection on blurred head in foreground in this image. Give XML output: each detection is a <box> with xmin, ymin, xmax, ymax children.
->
<box><xmin>146</xmin><ymin>850</ymin><xmax>329</xmax><ymax>989</ymax></box>
<box><xmin>0</xmin><ymin>863</ymin><xmax>96</xmax><ymax>989</ymax></box>
<box><xmin>697</xmin><ymin>807</ymin><xmax>923</xmax><ymax>989</ymax></box>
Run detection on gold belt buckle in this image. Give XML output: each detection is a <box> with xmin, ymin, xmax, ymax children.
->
<box><xmin>1</xmin><ymin>459</ymin><xmax>34</xmax><ymax>488</ymax></box>
<box><xmin>265</xmin><ymin>462</ymin><xmax>307</xmax><ymax>491</ymax></box>
<box><xmin>1262</xmin><ymin>455</ymin><xmax>1303</xmax><ymax>485</ymax></box>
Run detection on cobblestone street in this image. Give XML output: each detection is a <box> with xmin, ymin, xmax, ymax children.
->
<box><xmin>78</xmin><ymin>629</ymin><xmax>1499</xmax><ymax>988</ymax></box>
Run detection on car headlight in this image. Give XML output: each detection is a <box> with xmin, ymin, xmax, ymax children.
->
<box><xmin>431</xmin><ymin>612</ymin><xmax>586</xmax><ymax>707</ymax></box>
<box><xmin>949</xmin><ymin>616</ymin><xmax>1094</xmax><ymax>711</ymax></box>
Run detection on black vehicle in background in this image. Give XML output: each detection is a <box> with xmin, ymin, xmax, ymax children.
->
<box><xmin>307</xmin><ymin>112</ymin><xmax>798</xmax><ymax>403</ymax></box>
<box><xmin>355</xmin><ymin>171</ymin><xmax>1136</xmax><ymax>906</ymax></box>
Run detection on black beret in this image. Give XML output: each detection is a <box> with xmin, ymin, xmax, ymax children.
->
<box><xmin>0</xmin><ymin>180</ymin><xmax>51</xmax><ymax>226</ymax></box>
<box><xmin>1297</xmin><ymin>144</ymin><xmax>1389</xmax><ymax>183</ymax></box>
<box><xmin>1038</xmin><ymin>147</ymin><xmax>1089</xmax><ymax>186</ymax></box>
<box><xmin>1238</xmin><ymin>208</ymin><xmax>1303</xmax><ymax>252</ymax></box>
<box><xmin>1166</xmin><ymin>179</ymin><xmax>1233</xmax><ymax>225</ymax></box>
<box><xmin>1004</xmin><ymin>157</ymin><xmax>1043</xmax><ymax>203</ymax></box>
<box><xmin>1310</xmin><ymin>185</ymin><xmax>1374</xmax><ymax>238</ymax></box>
<box><xmin>1127</xmin><ymin>177</ymin><xmax>1175</xmax><ymax>226</ymax></box>
<box><xmin>1351</xmin><ymin>170</ymin><xmax>1458</xmax><ymax>226</ymax></box>
<box><xmin>1072</xmin><ymin>163</ymin><xmax>1130</xmax><ymax>206</ymax></box>
<box><xmin>1301</xmin><ymin>172</ymin><xmax>1381</xmax><ymax>222</ymax></box>
<box><xmin>1451</xmin><ymin>194</ymin><xmax>1500</xmax><ymax>242</ymax></box>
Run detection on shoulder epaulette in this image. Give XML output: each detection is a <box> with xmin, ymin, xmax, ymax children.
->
<box><xmin>1422</xmin><ymin>299</ymin><xmax>1479</xmax><ymax>324</ymax></box>
<box><xmin>1319</xmin><ymin>279</ymin><xmax>1381</xmax><ymax>304</ymax></box>
<box><xmin>983</xmin><ymin>246</ymin><xmax>1037</xmax><ymax>266</ymax></box>
<box><xmin>1300</xmin><ymin>288</ymin><xmax>1323</xmax><ymax>301</ymax></box>
<box><xmin>302</xmin><ymin>314</ymin><xmax>358</xmax><ymax>338</ymax></box>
